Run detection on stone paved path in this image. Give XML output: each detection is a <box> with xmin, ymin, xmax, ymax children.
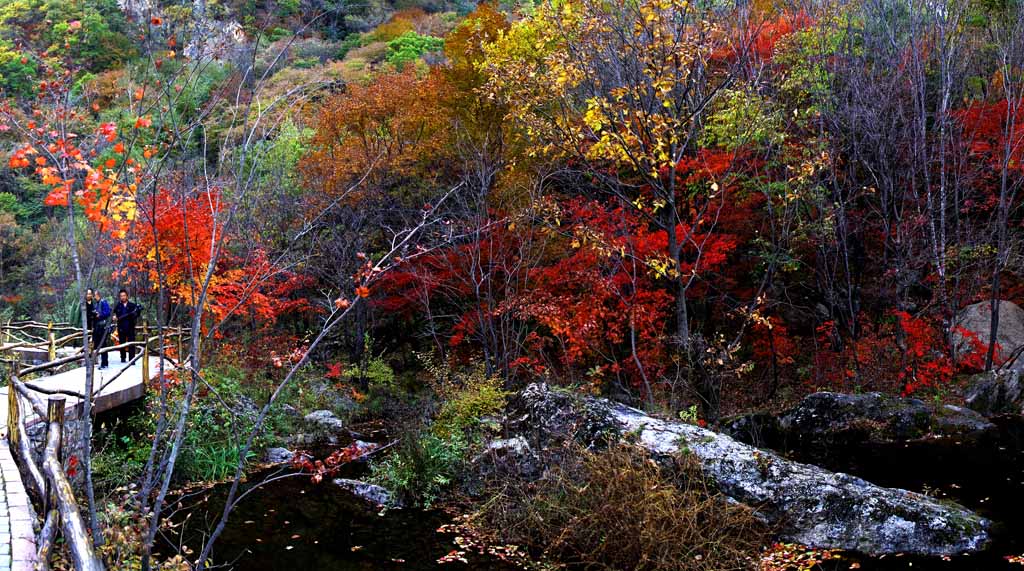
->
<box><xmin>0</xmin><ymin>442</ymin><xmax>34</xmax><ymax>570</ymax></box>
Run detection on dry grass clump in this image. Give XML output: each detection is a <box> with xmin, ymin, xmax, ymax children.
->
<box><xmin>476</xmin><ymin>444</ymin><xmax>767</xmax><ymax>571</ymax></box>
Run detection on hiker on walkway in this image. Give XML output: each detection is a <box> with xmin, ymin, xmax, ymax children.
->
<box><xmin>113</xmin><ymin>289</ymin><xmax>142</xmax><ymax>363</ymax></box>
<box><xmin>86</xmin><ymin>288</ymin><xmax>96</xmax><ymax>331</ymax></box>
<box><xmin>92</xmin><ymin>290</ymin><xmax>111</xmax><ymax>369</ymax></box>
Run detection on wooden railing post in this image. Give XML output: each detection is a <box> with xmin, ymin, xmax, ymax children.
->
<box><xmin>47</xmin><ymin>397</ymin><xmax>64</xmax><ymax>458</ymax></box>
<box><xmin>177</xmin><ymin>327</ymin><xmax>183</xmax><ymax>362</ymax></box>
<box><xmin>48</xmin><ymin>320</ymin><xmax>56</xmax><ymax>362</ymax></box>
<box><xmin>141</xmin><ymin>321</ymin><xmax>150</xmax><ymax>382</ymax></box>
<box><xmin>6</xmin><ymin>371</ymin><xmax>18</xmax><ymax>447</ymax></box>
<box><xmin>40</xmin><ymin>394</ymin><xmax>103</xmax><ymax>570</ymax></box>
<box><xmin>46</xmin><ymin>396</ymin><xmax>64</xmax><ymax>512</ymax></box>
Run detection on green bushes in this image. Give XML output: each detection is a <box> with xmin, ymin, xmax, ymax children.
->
<box><xmin>386</xmin><ymin>31</ymin><xmax>444</xmax><ymax>68</ymax></box>
<box><xmin>93</xmin><ymin>405</ymin><xmax>155</xmax><ymax>491</ymax></box>
<box><xmin>371</xmin><ymin>429</ymin><xmax>468</xmax><ymax>507</ymax></box>
<box><xmin>0</xmin><ymin>42</ymin><xmax>36</xmax><ymax>96</ymax></box>
<box><xmin>370</xmin><ymin>358</ymin><xmax>507</xmax><ymax>506</ymax></box>
<box><xmin>93</xmin><ymin>367</ymin><xmax>274</xmax><ymax>489</ymax></box>
<box><xmin>338</xmin><ymin>32</ymin><xmax>369</xmax><ymax>59</ymax></box>
<box><xmin>177</xmin><ymin>403</ymin><xmax>257</xmax><ymax>482</ymax></box>
<box><xmin>433</xmin><ymin>372</ymin><xmax>506</xmax><ymax>436</ymax></box>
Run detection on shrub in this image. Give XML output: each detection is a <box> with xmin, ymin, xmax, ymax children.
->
<box><xmin>418</xmin><ymin>352</ymin><xmax>507</xmax><ymax>435</ymax></box>
<box><xmin>347</xmin><ymin>41</ymin><xmax>389</xmax><ymax>65</ymax></box>
<box><xmin>95</xmin><ymin>367</ymin><xmax>269</xmax><ymax>487</ymax></box>
<box><xmin>338</xmin><ymin>32</ymin><xmax>368</xmax><ymax>59</ymax></box>
<box><xmin>179</xmin><ymin>407</ymin><xmax>257</xmax><ymax>483</ymax></box>
<box><xmin>93</xmin><ymin>404</ymin><xmax>156</xmax><ymax>491</ymax></box>
<box><xmin>476</xmin><ymin>444</ymin><xmax>768</xmax><ymax>571</ymax></box>
<box><xmin>370</xmin><ymin>429</ymin><xmax>468</xmax><ymax>507</ymax></box>
<box><xmin>0</xmin><ymin>42</ymin><xmax>36</xmax><ymax>96</ymax></box>
<box><xmin>433</xmin><ymin>373</ymin><xmax>506</xmax><ymax>437</ymax></box>
<box><xmin>386</xmin><ymin>31</ymin><xmax>444</xmax><ymax>68</ymax></box>
<box><xmin>177</xmin><ymin>370</ymin><xmax>261</xmax><ymax>482</ymax></box>
<box><xmin>98</xmin><ymin>493</ymin><xmax>190</xmax><ymax>571</ymax></box>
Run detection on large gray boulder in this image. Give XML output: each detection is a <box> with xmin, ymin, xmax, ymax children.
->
<box><xmin>333</xmin><ymin>478</ymin><xmax>401</xmax><ymax>507</ymax></box>
<box><xmin>953</xmin><ymin>300</ymin><xmax>1024</xmax><ymax>369</ymax></box>
<box><xmin>263</xmin><ymin>447</ymin><xmax>296</xmax><ymax>464</ymax></box>
<box><xmin>965</xmin><ymin>370</ymin><xmax>1024</xmax><ymax>416</ymax></box>
<box><xmin>725</xmin><ymin>392</ymin><xmax>995</xmax><ymax>458</ymax></box>
<box><xmin>507</xmin><ymin>384</ymin><xmax>989</xmax><ymax>557</ymax></box>
<box><xmin>763</xmin><ymin>392</ymin><xmax>990</xmax><ymax>444</ymax></box>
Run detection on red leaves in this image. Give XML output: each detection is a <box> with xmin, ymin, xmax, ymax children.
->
<box><xmin>955</xmin><ymin>98</ymin><xmax>1024</xmax><ymax>212</ymax></box>
<box><xmin>748</xmin><ymin>12</ymin><xmax>814</xmax><ymax>60</ymax></box>
<box><xmin>8</xmin><ymin>145</ymin><xmax>35</xmax><ymax>169</ymax></box>
<box><xmin>99</xmin><ymin>122</ymin><xmax>117</xmax><ymax>142</ymax></box>
<box><xmin>893</xmin><ymin>311</ymin><xmax>954</xmax><ymax>395</ymax></box>
<box><xmin>810</xmin><ymin>310</ymin><xmax>993</xmax><ymax>396</ymax></box>
<box><xmin>67</xmin><ymin>454</ymin><xmax>79</xmax><ymax>478</ymax></box>
<box><xmin>43</xmin><ymin>183</ymin><xmax>70</xmax><ymax>207</ymax></box>
<box><xmin>292</xmin><ymin>441</ymin><xmax>380</xmax><ymax>483</ymax></box>
<box><xmin>119</xmin><ymin>191</ymin><xmax>315</xmax><ymax>331</ymax></box>
<box><xmin>324</xmin><ymin>362</ymin><xmax>345</xmax><ymax>380</ymax></box>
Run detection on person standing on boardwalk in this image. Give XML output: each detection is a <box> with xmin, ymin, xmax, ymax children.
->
<box><xmin>113</xmin><ymin>289</ymin><xmax>141</xmax><ymax>363</ymax></box>
<box><xmin>93</xmin><ymin>290</ymin><xmax>111</xmax><ymax>369</ymax></box>
<box><xmin>86</xmin><ymin>288</ymin><xmax>96</xmax><ymax>331</ymax></box>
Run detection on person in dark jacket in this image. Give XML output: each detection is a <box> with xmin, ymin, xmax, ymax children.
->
<box><xmin>85</xmin><ymin>288</ymin><xmax>96</xmax><ymax>330</ymax></box>
<box><xmin>113</xmin><ymin>289</ymin><xmax>142</xmax><ymax>363</ymax></box>
<box><xmin>93</xmin><ymin>290</ymin><xmax>111</xmax><ymax>369</ymax></box>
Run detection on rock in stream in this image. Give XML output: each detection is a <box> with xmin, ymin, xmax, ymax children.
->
<box><xmin>504</xmin><ymin>383</ymin><xmax>990</xmax><ymax>557</ymax></box>
<box><xmin>727</xmin><ymin>391</ymin><xmax>995</xmax><ymax>449</ymax></box>
<box><xmin>965</xmin><ymin>369</ymin><xmax>1024</xmax><ymax>416</ymax></box>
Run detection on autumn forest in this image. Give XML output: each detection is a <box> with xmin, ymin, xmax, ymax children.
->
<box><xmin>0</xmin><ymin>0</ymin><xmax>1023</xmax><ymax>569</ymax></box>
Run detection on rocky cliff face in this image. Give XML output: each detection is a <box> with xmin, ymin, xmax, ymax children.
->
<box><xmin>500</xmin><ymin>384</ymin><xmax>990</xmax><ymax>557</ymax></box>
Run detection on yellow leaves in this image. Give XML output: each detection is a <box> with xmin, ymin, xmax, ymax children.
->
<box><xmin>480</xmin><ymin>0</ymin><xmax>719</xmax><ymax>175</ymax></box>
<box><xmin>645</xmin><ymin>256</ymin><xmax>677</xmax><ymax>279</ymax></box>
<box><xmin>583</xmin><ymin>98</ymin><xmax>605</xmax><ymax>132</ymax></box>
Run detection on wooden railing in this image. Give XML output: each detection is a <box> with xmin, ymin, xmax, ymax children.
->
<box><xmin>7</xmin><ymin>378</ymin><xmax>102</xmax><ymax>570</ymax></box>
<box><xmin>1</xmin><ymin>321</ymin><xmax>83</xmax><ymax>364</ymax></box>
<box><xmin>3</xmin><ymin>324</ymin><xmax>189</xmax><ymax>570</ymax></box>
<box><xmin>2</xmin><ymin>321</ymin><xmax>189</xmax><ymax>374</ymax></box>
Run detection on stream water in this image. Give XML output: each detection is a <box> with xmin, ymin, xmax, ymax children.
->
<box><xmin>145</xmin><ymin>415</ymin><xmax>1023</xmax><ymax>570</ymax></box>
<box><xmin>159</xmin><ymin>463</ymin><xmax>516</xmax><ymax>570</ymax></box>
<box><xmin>803</xmin><ymin>416</ymin><xmax>1024</xmax><ymax>570</ymax></box>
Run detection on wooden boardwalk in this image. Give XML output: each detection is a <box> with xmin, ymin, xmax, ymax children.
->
<box><xmin>0</xmin><ymin>357</ymin><xmax>164</xmax><ymax>435</ymax></box>
<box><xmin>0</xmin><ymin>357</ymin><xmax>166</xmax><ymax>569</ymax></box>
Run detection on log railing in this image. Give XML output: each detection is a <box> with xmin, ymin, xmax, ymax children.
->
<box><xmin>7</xmin><ymin>376</ymin><xmax>104</xmax><ymax>570</ymax></box>
<box><xmin>1</xmin><ymin>321</ymin><xmax>189</xmax><ymax>376</ymax></box>
<box><xmin>2</xmin><ymin>323</ymin><xmax>189</xmax><ymax>569</ymax></box>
